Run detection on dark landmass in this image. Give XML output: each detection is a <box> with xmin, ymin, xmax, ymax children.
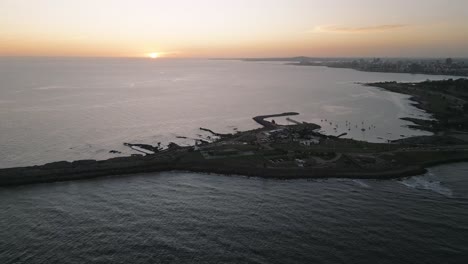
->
<box><xmin>366</xmin><ymin>78</ymin><xmax>468</xmax><ymax>133</ymax></box>
<box><xmin>2</xmin><ymin>96</ymin><xmax>468</xmax><ymax>187</ymax></box>
<box><xmin>2</xmin><ymin>80</ymin><xmax>468</xmax><ymax>187</ymax></box>
<box><xmin>244</xmin><ymin>57</ymin><xmax>468</xmax><ymax>77</ymax></box>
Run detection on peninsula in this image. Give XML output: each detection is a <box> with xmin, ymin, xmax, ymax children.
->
<box><xmin>1</xmin><ymin>79</ymin><xmax>468</xmax><ymax>187</ymax></box>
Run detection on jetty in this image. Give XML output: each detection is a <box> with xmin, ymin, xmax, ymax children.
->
<box><xmin>253</xmin><ymin>112</ymin><xmax>299</xmax><ymax>128</ymax></box>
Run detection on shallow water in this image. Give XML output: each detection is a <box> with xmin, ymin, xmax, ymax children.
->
<box><xmin>1</xmin><ymin>163</ymin><xmax>468</xmax><ymax>264</ymax></box>
<box><xmin>0</xmin><ymin>58</ymin><xmax>454</xmax><ymax>168</ymax></box>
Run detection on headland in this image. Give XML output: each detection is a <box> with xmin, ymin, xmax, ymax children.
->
<box><xmin>1</xmin><ymin>79</ymin><xmax>468</xmax><ymax>187</ymax></box>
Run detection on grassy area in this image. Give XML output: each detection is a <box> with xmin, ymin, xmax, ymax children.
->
<box><xmin>389</xmin><ymin>151</ymin><xmax>468</xmax><ymax>165</ymax></box>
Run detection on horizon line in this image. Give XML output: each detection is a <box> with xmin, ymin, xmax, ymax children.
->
<box><xmin>1</xmin><ymin>55</ymin><xmax>468</xmax><ymax>60</ymax></box>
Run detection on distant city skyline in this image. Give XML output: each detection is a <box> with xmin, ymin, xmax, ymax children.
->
<box><xmin>1</xmin><ymin>0</ymin><xmax>468</xmax><ymax>58</ymax></box>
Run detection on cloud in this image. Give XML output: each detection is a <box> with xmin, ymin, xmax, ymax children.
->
<box><xmin>311</xmin><ymin>24</ymin><xmax>408</xmax><ymax>34</ymax></box>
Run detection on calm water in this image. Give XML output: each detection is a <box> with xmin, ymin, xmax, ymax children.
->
<box><xmin>1</xmin><ymin>58</ymin><xmax>468</xmax><ymax>263</ymax></box>
<box><xmin>1</xmin><ymin>163</ymin><xmax>468</xmax><ymax>263</ymax></box>
<box><xmin>0</xmin><ymin>57</ymin><xmax>454</xmax><ymax>168</ymax></box>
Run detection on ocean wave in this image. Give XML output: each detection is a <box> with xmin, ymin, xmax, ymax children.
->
<box><xmin>400</xmin><ymin>173</ymin><xmax>453</xmax><ymax>197</ymax></box>
<box><xmin>352</xmin><ymin>179</ymin><xmax>370</xmax><ymax>188</ymax></box>
<box><xmin>31</xmin><ymin>85</ymin><xmax>68</xmax><ymax>90</ymax></box>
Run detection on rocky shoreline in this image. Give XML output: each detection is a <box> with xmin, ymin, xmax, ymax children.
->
<box><xmin>2</xmin><ymin>125</ymin><xmax>468</xmax><ymax>187</ymax></box>
<box><xmin>3</xmin><ymin>148</ymin><xmax>468</xmax><ymax>187</ymax></box>
<box><xmin>2</xmin><ymin>80</ymin><xmax>468</xmax><ymax>187</ymax></box>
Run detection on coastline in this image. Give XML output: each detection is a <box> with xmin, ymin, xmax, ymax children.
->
<box><xmin>2</xmin><ymin>80</ymin><xmax>468</xmax><ymax>187</ymax></box>
<box><xmin>0</xmin><ymin>160</ymin><xmax>425</xmax><ymax>187</ymax></box>
<box><xmin>292</xmin><ymin>63</ymin><xmax>468</xmax><ymax>78</ymax></box>
<box><xmin>3</xmin><ymin>150</ymin><xmax>468</xmax><ymax>187</ymax></box>
<box><xmin>364</xmin><ymin>79</ymin><xmax>468</xmax><ymax>134</ymax></box>
<box><xmin>2</xmin><ymin>115</ymin><xmax>468</xmax><ymax>187</ymax></box>
<box><xmin>242</xmin><ymin>57</ymin><xmax>468</xmax><ymax>77</ymax></box>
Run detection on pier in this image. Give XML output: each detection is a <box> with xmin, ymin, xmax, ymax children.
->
<box><xmin>253</xmin><ymin>112</ymin><xmax>300</xmax><ymax>128</ymax></box>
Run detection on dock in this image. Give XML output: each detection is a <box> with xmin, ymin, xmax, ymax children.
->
<box><xmin>253</xmin><ymin>112</ymin><xmax>299</xmax><ymax>128</ymax></box>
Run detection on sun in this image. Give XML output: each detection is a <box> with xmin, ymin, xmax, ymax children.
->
<box><xmin>148</xmin><ymin>52</ymin><xmax>160</xmax><ymax>59</ymax></box>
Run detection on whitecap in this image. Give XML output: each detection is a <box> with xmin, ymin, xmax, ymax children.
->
<box><xmin>400</xmin><ymin>173</ymin><xmax>453</xmax><ymax>197</ymax></box>
<box><xmin>32</xmin><ymin>85</ymin><xmax>66</xmax><ymax>90</ymax></box>
<box><xmin>352</xmin><ymin>180</ymin><xmax>370</xmax><ymax>188</ymax></box>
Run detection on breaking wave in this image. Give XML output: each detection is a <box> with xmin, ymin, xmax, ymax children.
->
<box><xmin>400</xmin><ymin>172</ymin><xmax>453</xmax><ymax>197</ymax></box>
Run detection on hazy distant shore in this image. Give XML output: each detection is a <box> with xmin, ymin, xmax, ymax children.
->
<box><xmin>242</xmin><ymin>57</ymin><xmax>468</xmax><ymax>77</ymax></box>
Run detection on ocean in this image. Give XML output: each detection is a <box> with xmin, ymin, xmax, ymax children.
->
<box><xmin>0</xmin><ymin>57</ymin><xmax>450</xmax><ymax>168</ymax></box>
<box><xmin>1</xmin><ymin>58</ymin><xmax>467</xmax><ymax>263</ymax></box>
<box><xmin>1</xmin><ymin>164</ymin><xmax>468</xmax><ymax>263</ymax></box>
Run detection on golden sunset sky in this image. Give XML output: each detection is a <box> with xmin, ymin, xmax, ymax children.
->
<box><xmin>1</xmin><ymin>0</ymin><xmax>467</xmax><ymax>58</ymax></box>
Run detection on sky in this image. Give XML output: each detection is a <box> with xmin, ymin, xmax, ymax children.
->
<box><xmin>1</xmin><ymin>0</ymin><xmax>467</xmax><ymax>58</ymax></box>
